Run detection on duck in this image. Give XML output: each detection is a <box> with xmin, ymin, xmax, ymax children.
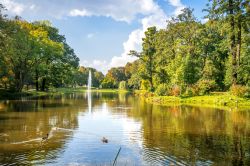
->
<box><xmin>42</xmin><ymin>133</ymin><xmax>49</xmax><ymax>141</ymax></box>
<box><xmin>101</xmin><ymin>137</ymin><xmax>108</xmax><ymax>143</ymax></box>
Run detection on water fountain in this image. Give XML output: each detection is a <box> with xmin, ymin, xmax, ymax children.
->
<box><xmin>88</xmin><ymin>70</ymin><xmax>92</xmax><ymax>92</ymax></box>
<box><xmin>87</xmin><ymin>70</ymin><xmax>92</xmax><ymax>113</ymax></box>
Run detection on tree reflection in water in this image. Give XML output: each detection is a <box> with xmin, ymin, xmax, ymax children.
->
<box><xmin>0</xmin><ymin>92</ymin><xmax>249</xmax><ymax>165</ymax></box>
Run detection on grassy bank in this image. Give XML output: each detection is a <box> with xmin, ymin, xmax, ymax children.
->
<box><xmin>0</xmin><ymin>87</ymin><xmax>129</xmax><ymax>100</ymax></box>
<box><xmin>135</xmin><ymin>90</ymin><xmax>250</xmax><ymax>109</ymax></box>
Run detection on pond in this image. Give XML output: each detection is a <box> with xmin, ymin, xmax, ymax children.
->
<box><xmin>0</xmin><ymin>92</ymin><xmax>250</xmax><ymax>165</ymax></box>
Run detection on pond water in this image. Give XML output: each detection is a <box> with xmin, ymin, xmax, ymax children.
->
<box><xmin>0</xmin><ymin>92</ymin><xmax>250</xmax><ymax>166</ymax></box>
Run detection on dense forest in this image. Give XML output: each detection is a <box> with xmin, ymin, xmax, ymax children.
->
<box><xmin>101</xmin><ymin>1</ymin><xmax>250</xmax><ymax>97</ymax></box>
<box><xmin>0</xmin><ymin>0</ymin><xmax>250</xmax><ymax>98</ymax></box>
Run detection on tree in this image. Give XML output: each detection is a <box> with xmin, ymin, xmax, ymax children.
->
<box><xmin>206</xmin><ymin>0</ymin><xmax>249</xmax><ymax>84</ymax></box>
<box><xmin>101</xmin><ymin>67</ymin><xmax>127</xmax><ymax>89</ymax></box>
<box><xmin>130</xmin><ymin>27</ymin><xmax>157</xmax><ymax>91</ymax></box>
<box><xmin>0</xmin><ymin>4</ymin><xmax>80</xmax><ymax>92</ymax></box>
<box><xmin>1</xmin><ymin>19</ymin><xmax>37</xmax><ymax>92</ymax></box>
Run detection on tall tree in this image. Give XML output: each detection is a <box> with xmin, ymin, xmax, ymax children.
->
<box><xmin>130</xmin><ymin>27</ymin><xmax>157</xmax><ymax>91</ymax></box>
<box><xmin>206</xmin><ymin>0</ymin><xmax>249</xmax><ymax>84</ymax></box>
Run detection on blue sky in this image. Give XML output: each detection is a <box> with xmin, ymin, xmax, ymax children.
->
<box><xmin>0</xmin><ymin>0</ymin><xmax>207</xmax><ymax>73</ymax></box>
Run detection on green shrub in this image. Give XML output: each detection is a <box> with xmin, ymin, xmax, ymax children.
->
<box><xmin>231</xmin><ymin>84</ymin><xmax>249</xmax><ymax>98</ymax></box>
<box><xmin>184</xmin><ymin>86</ymin><xmax>195</xmax><ymax>97</ymax></box>
<box><xmin>140</xmin><ymin>80</ymin><xmax>150</xmax><ymax>90</ymax></box>
<box><xmin>101</xmin><ymin>78</ymin><xmax>117</xmax><ymax>89</ymax></box>
<box><xmin>119</xmin><ymin>81</ymin><xmax>127</xmax><ymax>90</ymax></box>
<box><xmin>196</xmin><ymin>79</ymin><xmax>216</xmax><ymax>95</ymax></box>
<box><xmin>155</xmin><ymin>84</ymin><xmax>169</xmax><ymax>96</ymax></box>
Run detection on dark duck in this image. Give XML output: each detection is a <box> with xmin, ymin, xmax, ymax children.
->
<box><xmin>101</xmin><ymin>137</ymin><xmax>108</xmax><ymax>143</ymax></box>
<box><xmin>42</xmin><ymin>133</ymin><xmax>49</xmax><ymax>142</ymax></box>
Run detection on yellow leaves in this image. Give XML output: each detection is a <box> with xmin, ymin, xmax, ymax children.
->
<box><xmin>8</xmin><ymin>70</ymin><xmax>14</xmax><ymax>76</ymax></box>
<box><xmin>79</xmin><ymin>66</ymin><xmax>87</xmax><ymax>73</ymax></box>
<box><xmin>30</xmin><ymin>28</ymin><xmax>48</xmax><ymax>39</ymax></box>
<box><xmin>2</xmin><ymin>76</ymin><xmax>8</xmax><ymax>83</ymax></box>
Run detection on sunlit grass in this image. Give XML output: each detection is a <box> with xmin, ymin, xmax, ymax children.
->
<box><xmin>135</xmin><ymin>90</ymin><xmax>250</xmax><ymax>110</ymax></box>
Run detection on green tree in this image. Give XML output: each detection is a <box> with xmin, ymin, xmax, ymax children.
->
<box><xmin>206</xmin><ymin>0</ymin><xmax>249</xmax><ymax>84</ymax></box>
<box><xmin>130</xmin><ymin>27</ymin><xmax>157</xmax><ymax>91</ymax></box>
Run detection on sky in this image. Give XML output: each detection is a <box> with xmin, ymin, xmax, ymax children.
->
<box><xmin>0</xmin><ymin>0</ymin><xmax>208</xmax><ymax>74</ymax></box>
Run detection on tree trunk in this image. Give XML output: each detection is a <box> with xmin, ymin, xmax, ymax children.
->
<box><xmin>15</xmin><ymin>71</ymin><xmax>24</xmax><ymax>92</ymax></box>
<box><xmin>41</xmin><ymin>78</ymin><xmax>46</xmax><ymax>91</ymax></box>
<box><xmin>229</xmin><ymin>0</ymin><xmax>237</xmax><ymax>85</ymax></box>
<box><xmin>236</xmin><ymin>2</ymin><xmax>242</xmax><ymax>66</ymax></box>
<box><xmin>149</xmin><ymin>77</ymin><xmax>154</xmax><ymax>92</ymax></box>
<box><xmin>149</xmin><ymin>55</ymin><xmax>154</xmax><ymax>92</ymax></box>
<box><xmin>35</xmin><ymin>69</ymin><xmax>39</xmax><ymax>91</ymax></box>
<box><xmin>236</xmin><ymin>22</ymin><xmax>241</xmax><ymax>66</ymax></box>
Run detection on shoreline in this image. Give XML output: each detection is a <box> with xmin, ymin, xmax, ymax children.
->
<box><xmin>1</xmin><ymin>88</ymin><xmax>250</xmax><ymax>110</ymax></box>
<box><xmin>0</xmin><ymin>88</ymin><xmax>129</xmax><ymax>100</ymax></box>
<box><xmin>134</xmin><ymin>90</ymin><xmax>250</xmax><ymax>110</ymax></box>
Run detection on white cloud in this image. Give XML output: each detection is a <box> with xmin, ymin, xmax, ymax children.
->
<box><xmin>81</xmin><ymin>60</ymin><xmax>108</xmax><ymax>74</ymax></box>
<box><xmin>67</xmin><ymin>0</ymin><xmax>161</xmax><ymax>23</ymax></box>
<box><xmin>0</xmin><ymin>0</ymin><xmax>37</xmax><ymax>15</ymax></box>
<box><xmin>167</xmin><ymin>0</ymin><xmax>185</xmax><ymax>16</ymax></box>
<box><xmin>1</xmin><ymin>0</ymin><xmax>24</xmax><ymax>15</ymax></box>
<box><xmin>83</xmin><ymin>0</ymin><xmax>184</xmax><ymax>72</ymax></box>
<box><xmin>1</xmin><ymin>0</ymin><xmax>158</xmax><ymax>22</ymax></box>
<box><xmin>69</xmin><ymin>9</ymin><xmax>91</xmax><ymax>17</ymax></box>
<box><xmin>109</xmin><ymin>54</ymin><xmax>138</xmax><ymax>69</ymax></box>
<box><xmin>86</xmin><ymin>33</ymin><xmax>95</xmax><ymax>39</ymax></box>
<box><xmin>201</xmin><ymin>18</ymin><xmax>209</xmax><ymax>24</ymax></box>
<box><xmin>29</xmin><ymin>4</ymin><xmax>36</xmax><ymax>10</ymax></box>
<box><xmin>0</xmin><ymin>0</ymin><xmax>186</xmax><ymax>74</ymax></box>
<box><xmin>107</xmin><ymin>0</ymin><xmax>186</xmax><ymax>70</ymax></box>
<box><xmin>108</xmin><ymin>3</ymin><xmax>167</xmax><ymax>69</ymax></box>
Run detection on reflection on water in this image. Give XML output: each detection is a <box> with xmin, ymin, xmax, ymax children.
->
<box><xmin>88</xmin><ymin>90</ymin><xmax>92</xmax><ymax>113</ymax></box>
<box><xmin>0</xmin><ymin>92</ymin><xmax>250</xmax><ymax>165</ymax></box>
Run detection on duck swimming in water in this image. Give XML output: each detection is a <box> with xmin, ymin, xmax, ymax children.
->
<box><xmin>101</xmin><ymin>137</ymin><xmax>108</xmax><ymax>143</ymax></box>
<box><xmin>42</xmin><ymin>133</ymin><xmax>49</xmax><ymax>142</ymax></box>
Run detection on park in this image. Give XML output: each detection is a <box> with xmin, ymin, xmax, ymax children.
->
<box><xmin>0</xmin><ymin>0</ymin><xmax>250</xmax><ymax>165</ymax></box>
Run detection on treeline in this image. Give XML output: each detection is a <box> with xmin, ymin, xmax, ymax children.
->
<box><xmin>76</xmin><ymin>66</ymin><xmax>104</xmax><ymax>87</ymax></box>
<box><xmin>102</xmin><ymin>1</ymin><xmax>250</xmax><ymax>97</ymax></box>
<box><xmin>0</xmin><ymin>4</ymin><xmax>102</xmax><ymax>92</ymax></box>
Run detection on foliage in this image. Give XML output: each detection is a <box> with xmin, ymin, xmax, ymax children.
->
<box><xmin>127</xmin><ymin>60</ymin><xmax>141</xmax><ymax>89</ymax></box>
<box><xmin>1</xmin><ymin>1</ymin><xmax>250</xmax><ymax>97</ymax></box>
<box><xmin>140</xmin><ymin>80</ymin><xmax>150</xmax><ymax>91</ymax></box>
<box><xmin>230</xmin><ymin>84</ymin><xmax>250</xmax><ymax>98</ymax></box>
<box><xmin>0</xmin><ymin>6</ymin><xmax>80</xmax><ymax>92</ymax></box>
<box><xmin>75</xmin><ymin>67</ymin><xmax>104</xmax><ymax>88</ymax></box>
<box><xmin>130</xmin><ymin>27</ymin><xmax>157</xmax><ymax>91</ymax></box>
<box><xmin>119</xmin><ymin>81</ymin><xmax>127</xmax><ymax>90</ymax></box>
<box><xmin>195</xmin><ymin>79</ymin><xmax>217</xmax><ymax>95</ymax></box>
<box><xmin>124</xmin><ymin>4</ymin><xmax>250</xmax><ymax>98</ymax></box>
<box><xmin>101</xmin><ymin>77</ymin><xmax>116</xmax><ymax>89</ymax></box>
<box><xmin>100</xmin><ymin>67</ymin><xmax>127</xmax><ymax>89</ymax></box>
<box><xmin>155</xmin><ymin>84</ymin><xmax>169</xmax><ymax>96</ymax></box>
<box><xmin>171</xmin><ymin>85</ymin><xmax>181</xmax><ymax>97</ymax></box>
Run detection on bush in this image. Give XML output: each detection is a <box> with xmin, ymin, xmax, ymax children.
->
<box><xmin>196</xmin><ymin>79</ymin><xmax>216</xmax><ymax>95</ymax></box>
<box><xmin>155</xmin><ymin>84</ymin><xmax>169</xmax><ymax>96</ymax></box>
<box><xmin>231</xmin><ymin>84</ymin><xmax>249</xmax><ymax>98</ymax></box>
<box><xmin>184</xmin><ymin>86</ymin><xmax>194</xmax><ymax>97</ymax></box>
<box><xmin>119</xmin><ymin>81</ymin><xmax>127</xmax><ymax>90</ymax></box>
<box><xmin>101</xmin><ymin>78</ymin><xmax>117</xmax><ymax>89</ymax></box>
<box><xmin>140</xmin><ymin>80</ymin><xmax>150</xmax><ymax>90</ymax></box>
<box><xmin>171</xmin><ymin>85</ymin><xmax>181</xmax><ymax>96</ymax></box>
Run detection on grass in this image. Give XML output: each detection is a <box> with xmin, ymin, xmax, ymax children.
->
<box><xmin>135</xmin><ymin>90</ymin><xmax>250</xmax><ymax>110</ymax></box>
